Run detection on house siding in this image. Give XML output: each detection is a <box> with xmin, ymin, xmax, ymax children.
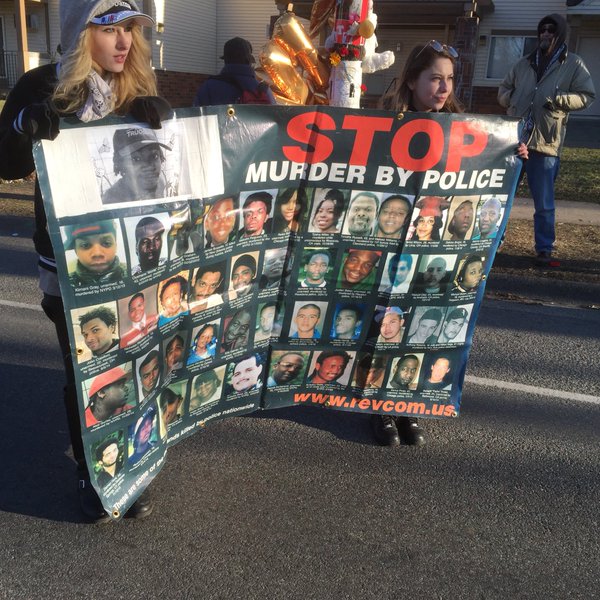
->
<box><xmin>474</xmin><ymin>0</ymin><xmax>566</xmax><ymax>87</ymax></box>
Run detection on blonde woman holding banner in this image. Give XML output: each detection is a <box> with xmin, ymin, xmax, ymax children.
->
<box><xmin>0</xmin><ymin>0</ymin><xmax>171</xmax><ymax>522</ymax></box>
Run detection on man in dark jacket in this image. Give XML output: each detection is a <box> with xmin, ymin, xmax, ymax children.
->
<box><xmin>498</xmin><ymin>13</ymin><xmax>595</xmax><ymax>267</ymax></box>
<box><xmin>193</xmin><ymin>37</ymin><xmax>275</xmax><ymax>106</ymax></box>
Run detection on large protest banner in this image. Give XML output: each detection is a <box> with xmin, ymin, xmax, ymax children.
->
<box><xmin>34</xmin><ymin>106</ymin><xmax>521</xmax><ymax>518</ymax></box>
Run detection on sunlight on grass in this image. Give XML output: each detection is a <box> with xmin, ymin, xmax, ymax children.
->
<box><xmin>518</xmin><ymin>147</ymin><xmax>600</xmax><ymax>204</ymax></box>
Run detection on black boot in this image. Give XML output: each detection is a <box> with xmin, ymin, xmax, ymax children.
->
<box><xmin>371</xmin><ymin>414</ymin><xmax>401</xmax><ymax>446</ymax></box>
<box><xmin>124</xmin><ymin>488</ymin><xmax>154</xmax><ymax>519</ymax></box>
<box><xmin>77</xmin><ymin>467</ymin><xmax>111</xmax><ymax>524</ymax></box>
<box><xmin>396</xmin><ymin>416</ymin><xmax>426</xmax><ymax>447</ymax></box>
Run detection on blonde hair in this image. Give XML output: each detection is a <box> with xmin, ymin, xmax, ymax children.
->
<box><xmin>52</xmin><ymin>25</ymin><xmax>157</xmax><ymax>115</ymax></box>
<box><xmin>379</xmin><ymin>44</ymin><xmax>463</xmax><ymax>114</ymax></box>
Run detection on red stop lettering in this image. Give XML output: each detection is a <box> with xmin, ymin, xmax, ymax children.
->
<box><xmin>283</xmin><ymin>112</ymin><xmax>336</xmax><ymax>163</ymax></box>
<box><xmin>390</xmin><ymin>119</ymin><xmax>444</xmax><ymax>171</ymax></box>
<box><xmin>446</xmin><ymin>120</ymin><xmax>488</xmax><ymax>171</ymax></box>
<box><xmin>342</xmin><ymin>115</ymin><xmax>393</xmax><ymax>165</ymax></box>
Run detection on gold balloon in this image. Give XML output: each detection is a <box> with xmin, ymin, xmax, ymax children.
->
<box><xmin>259</xmin><ymin>40</ymin><xmax>308</xmax><ymax>104</ymax></box>
<box><xmin>273</xmin><ymin>11</ymin><xmax>330</xmax><ymax>90</ymax></box>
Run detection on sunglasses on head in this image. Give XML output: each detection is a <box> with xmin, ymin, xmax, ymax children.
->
<box><xmin>415</xmin><ymin>40</ymin><xmax>459</xmax><ymax>60</ymax></box>
<box><xmin>540</xmin><ymin>25</ymin><xmax>556</xmax><ymax>34</ymax></box>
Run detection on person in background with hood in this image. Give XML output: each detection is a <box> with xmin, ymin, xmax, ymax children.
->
<box><xmin>193</xmin><ymin>37</ymin><xmax>276</xmax><ymax>106</ymax></box>
<box><xmin>498</xmin><ymin>13</ymin><xmax>595</xmax><ymax>268</ymax></box>
<box><xmin>0</xmin><ymin>0</ymin><xmax>172</xmax><ymax>523</ymax></box>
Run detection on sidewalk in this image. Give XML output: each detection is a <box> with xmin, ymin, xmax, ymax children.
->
<box><xmin>510</xmin><ymin>197</ymin><xmax>600</xmax><ymax>225</ymax></box>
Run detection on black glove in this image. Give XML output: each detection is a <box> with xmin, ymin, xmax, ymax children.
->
<box><xmin>14</xmin><ymin>102</ymin><xmax>60</xmax><ymax>140</ymax></box>
<box><xmin>128</xmin><ymin>96</ymin><xmax>173</xmax><ymax>129</ymax></box>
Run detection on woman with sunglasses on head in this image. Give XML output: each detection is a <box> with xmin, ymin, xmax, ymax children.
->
<box><xmin>373</xmin><ymin>41</ymin><xmax>526</xmax><ymax>449</ymax></box>
<box><xmin>0</xmin><ymin>0</ymin><xmax>172</xmax><ymax>522</ymax></box>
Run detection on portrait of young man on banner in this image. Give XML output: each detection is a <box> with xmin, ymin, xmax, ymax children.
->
<box><xmin>289</xmin><ymin>301</ymin><xmax>327</xmax><ymax>340</ymax></box>
<box><xmin>307</xmin><ymin>350</ymin><xmax>355</xmax><ymax>388</ymax></box>
<box><xmin>125</xmin><ymin>214</ymin><xmax>170</xmax><ymax>276</ymax></box>
<box><xmin>163</xmin><ymin>331</ymin><xmax>187</xmax><ymax>378</ymax></box>
<box><xmin>203</xmin><ymin>195</ymin><xmax>238</xmax><ymax>249</ymax></box>
<box><xmin>374</xmin><ymin>194</ymin><xmax>414</xmax><ymax>240</ymax></box>
<box><xmin>254</xmin><ymin>301</ymin><xmax>279</xmax><ymax>342</ymax></box>
<box><xmin>406</xmin><ymin>307</ymin><xmax>446</xmax><ymax>346</ymax></box>
<box><xmin>229</xmin><ymin>252</ymin><xmax>259</xmax><ymax>300</ymax></box>
<box><xmin>189</xmin><ymin>262</ymin><xmax>227</xmax><ymax>314</ymax></box>
<box><xmin>379</xmin><ymin>253</ymin><xmax>417</xmax><ymax>296</ymax></box>
<box><xmin>412</xmin><ymin>254</ymin><xmax>457</xmax><ymax>295</ymax></box>
<box><xmin>220</xmin><ymin>308</ymin><xmax>252</xmax><ymax>353</ymax></box>
<box><xmin>83</xmin><ymin>364</ymin><xmax>135</xmax><ymax>428</ymax></box>
<box><xmin>72</xmin><ymin>302</ymin><xmax>120</xmax><ymax>363</ymax></box>
<box><xmin>452</xmin><ymin>254</ymin><xmax>487</xmax><ymax>294</ymax></box>
<box><xmin>92</xmin><ymin>432</ymin><xmax>125</xmax><ymax>490</ymax></box>
<box><xmin>267</xmin><ymin>351</ymin><xmax>309</xmax><ymax>388</ymax></box>
<box><xmin>61</xmin><ymin>219</ymin><xmax>127</xmax><ymax>288</ymax></box>
<box><xmin>225</xmin><ymin>353</ymin><xmax>265</xmax><ymax>396</ymax></box>
<box><xmin>443</xmin><ymin>196</ymin><xmax>478</xmax><ymax>242</ymax></box>
<box><xmin>331</xmin><ymin>303</ymin><xmax>365</xmax><ymax>341</ymax></box>
<box><xmin>92</xmin><ymin>125</ymin><xmax>178</xmax><ymax>205</ymax></box>
<box><xmin>387</xmin><ymin>354</ymin><xmax>423</xmax><ymax>392</ymax></box>
<box><xmin>336</xmin><ymin>249</ymin><xmax>382</xmax><ymax>291</ymax></box>
<box><xmin>298</xmin><ymin>248</ymin><xmax>335</xmax><ymax>289</ymax></box>
<box><xmin>136</xmin><ymin>348</ymin><xmax>162</xmax><ymax>400</ymax></box>
<box><xmin>118</xmin><ymin>288</ymin><xmax>159</xmax><ymax>348</ymax></box>
<box><xmin>237</xmin><ymin>190</ymin><xmax>275</xmax><ymax>240</ymax></box>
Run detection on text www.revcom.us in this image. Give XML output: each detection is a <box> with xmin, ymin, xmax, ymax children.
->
<box><xmin>293</xmin><ymin>392</ymin><xmax>456</xmax><ymax>417</ymax></box>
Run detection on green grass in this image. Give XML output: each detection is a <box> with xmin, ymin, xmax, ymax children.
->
<box><xmin>518</xmin><ymin>147</ymin><xmax>600</xmax><ymax>204</ymax></box>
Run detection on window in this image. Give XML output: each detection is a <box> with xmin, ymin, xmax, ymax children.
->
<box><xmin>486</xmin><ymin>35</ymin><xmax>537</xmax><ymax>79</ymax></box>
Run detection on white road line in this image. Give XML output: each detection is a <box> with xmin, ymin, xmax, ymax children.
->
<box><xmin>0</xmin><ymin>299</ymin><xmax>43</xmax><ymax>311</ymax></box>
<box><xmin>466</xmin><ymin>375</ymin><xmax>600</xmax><ymax>405</ymax></box>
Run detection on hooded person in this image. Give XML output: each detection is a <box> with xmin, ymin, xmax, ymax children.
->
<box><xmin>498</xmin><ymin>13</ymin><xmax>595</xmax><ymax>268</ymax></box>
<box><xmin>0</xmin><ymin>0</ymin><xmax>170</xmax><ymax>523</ymax></box>
<box><xmin>193</xmin><ymin>37</ymin><xmax>276</xmax><ymax>106</ymax></box>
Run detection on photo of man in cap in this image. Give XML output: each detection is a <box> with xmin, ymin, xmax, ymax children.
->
<box><xmin>102</xmin><ymin>127</ymin><xmax>172</xmax><ymax>204</ymax></box>
<box><xmin>63</xmin><ymin>219</ymin><xmax>126</xmax><ymax>287</ymax></box>
<box><xmin>193</xmin><ymin>37</ymin><xmax>275</xmax><ymax>106</ymax></box>
<box><xmin>130</xmin><ymin>215</ymin><xmax>167</xmax><ymax>275</ymax></box>
<box><xmin>84</xmin><ymin>365</ymin><xmax>135</xmax><ymax>427</ymax></box>
<box><xmin>267</xmin><ymin>351</ymin><xmax>307</xmax><ymax>388</ymax></box>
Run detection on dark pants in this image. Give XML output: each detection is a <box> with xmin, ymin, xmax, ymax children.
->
<box><xmin>41</xmin><ymin>293</ymin><xmax>85</xmax><ymax>467</ymax></box>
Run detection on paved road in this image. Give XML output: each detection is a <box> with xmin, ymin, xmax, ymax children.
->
<box><xmin>1</xmin><ymin>216</ymin><xmax>600</xmax><ymax>599</ymax></box>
